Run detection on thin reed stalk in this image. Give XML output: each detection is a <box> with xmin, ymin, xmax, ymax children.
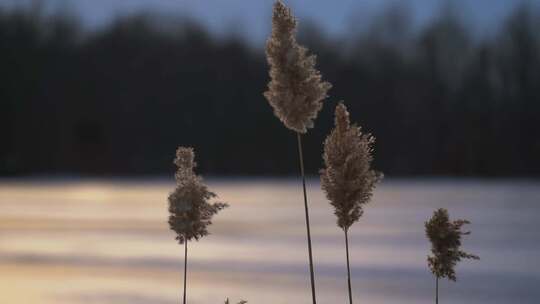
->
<box><xmin>296</xmin><ymin>132</ymin><xmax>317</xmax><ymax>304</ymax></box>
<box><xmin>183</xmin><ymin>240</ymin><xmax>187</xmax><ymax>304</ymax></box>
<box><xmin>436</xmin><ymin>276</ymin><xmax>439</xmax><ymax>304</ymax></box>
<box><xmin>344</xmin><ymin>229</ymin><xmax>352</xmax><ymax>304</ymax></box>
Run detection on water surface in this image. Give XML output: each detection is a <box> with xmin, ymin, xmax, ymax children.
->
<box><xmin>1</xmin><ymin>178</ymin><xmax>539</xmax><ymax>303</ymax></box>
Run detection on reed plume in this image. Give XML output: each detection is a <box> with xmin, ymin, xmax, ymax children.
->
<box><xmin>425</xmin><ymin>208</ymin><xmax>479</xmax><ymax>304</ymax></box>
<box><xmin>264</xmin><ymin>0</ymin><xmax>332</xmax><ymax>134</ymax></box>
<box><xmin>168</xmin><ymin>147</ymin><xmax>228</xmax><ymax>304</ymax></box>
<box><xmin>264</xmin><ymin>2</ymin><xmax>332</xmax><ymax>303</ymax></box>
<box><xmin>320</xmin><ymin>102</ymin><xmax>382</xmax><ymax>304</ymax></box>
<box><xmin>224</xmin><ymin>299</ymin><xmax>247</xmax><ymax>304</ymax></box>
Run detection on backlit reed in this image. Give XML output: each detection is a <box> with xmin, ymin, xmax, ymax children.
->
<box><xmin>320</xmin><ymin>102</ymin><xmax>382</xmax><ymax>304</ymax></box>
<box><xmin>263</xmin><ymin>2</ymin><xmax>332</xmax><ymax>304</ymax></box>
<box><xmin>425</xmin><ymin>208</ymin><xmax>479</xmax><ymax>304</ymax></box>
<box><xmin>168</xmin><ymin>147</ymin><xmax>228</xmax><ymax>304</ymax></box>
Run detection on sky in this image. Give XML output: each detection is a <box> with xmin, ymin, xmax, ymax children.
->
<box><xmin>0</xmin><ymin>0</ymin><xmax>537</xmax><ymax>44</ymax></box>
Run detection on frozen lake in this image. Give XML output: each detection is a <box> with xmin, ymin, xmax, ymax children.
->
<box><xmin>1</xmin><ymin>178</ymin><xmax>539</xmax><ymax>304</ymax></box>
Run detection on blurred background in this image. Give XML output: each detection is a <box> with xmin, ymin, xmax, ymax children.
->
<box><xmin>1</xmin><ymin>0</ymin><xmax>540</xmax><ymax>303</ymax></box>
<box><xmin>1</xmin><ymin>0</ymin><xmax>540</xmax><ymax>177</ymax></box>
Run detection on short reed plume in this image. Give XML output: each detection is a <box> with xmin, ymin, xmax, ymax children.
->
<box><xmin>425</xmin><ymin>208</ymin><xmax>479</xmax><ymax>304</ymax></box>
<box><xmin>264</xmin><ymin>1</ymin><xmax>332</xmax><ymax>303</ymax></box>
<box><xmin>168</xmin><ymin>147</ymin><xmax>228</xmax><ymax>304</ymax></box>
<box><xmin>224</xmin><ymin>299</ymin><xmax>247</xmax><ymax>304</ymax></box>
<box><xmin>320</xmin><ymin>102</ymin><xmax>382</xmax><ymax>304</ymax></box>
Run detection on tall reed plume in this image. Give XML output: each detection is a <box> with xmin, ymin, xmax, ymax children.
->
<box><xmin>264</xmin><ymin>1</ymin><xmax>332</xmax><ymax>303</ymax></box>
<box><xmin>425</xmin><ymin>208</ymin><xmax>479</xmax><ymax>304</ymax></box>
<box><xmin>168</xmin><ymin>147</ymin><xmax>228</xmax><ymax>304</ymax></box>
<box><xmin>320</xmin><ymin>102</ymin><xmax>382</xmax><ymax>304</ymax></box>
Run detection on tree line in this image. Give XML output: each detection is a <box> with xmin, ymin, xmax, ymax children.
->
<box><xmin>1</xmin><ymin>4</ymin><xmax>539</xmax><ymax>177</ymax></box>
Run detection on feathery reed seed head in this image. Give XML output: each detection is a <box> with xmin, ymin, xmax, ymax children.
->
<box><xmin>224</xmin><ymin>299</ymin><xmax>247</xmax><ymax>304</ymax></box>
<box><xmin>264</xmin><ymin>0</ymin><xmax>332</xmax><ymax>133</ymax></box>
<box><xmin>168</xmin><ymin>146</ymin><xmax>228</xmax><ymax>244</ymax></box>
<box><xmin>174</xmin><ymin>147</ymin><xmax>196</xmax><ymax>174</ymax></box>
<box><xmin>425</xmin><ymin>208</ymin><xmax>479</xmax><ymax>281</ymax></box>
<box><xmin>320</xmin><ymin>102</ymin><xmax>382</xmax><ymax>230</ymax></box>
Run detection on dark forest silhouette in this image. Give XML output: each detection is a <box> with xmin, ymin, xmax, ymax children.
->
<box><xmin>1</xmin><ymin>4</ymin><xmax>539</xmax><ymax>177</ymax></box>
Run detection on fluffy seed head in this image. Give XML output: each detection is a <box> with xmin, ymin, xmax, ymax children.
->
<box><xmin>168</xmin><ymin>146</ymin><xmax>228</xmax><ymax>244</ymax></box>
<box><xmin>224</xmin><ymin>299</ymin><xmax>247</xmax><ymax>304</ymax></box>
<box><xmin>264</xmin><ymin>0</ymin><xmax>332</xmax><ymax>133</ymax></box>
<box><xmin>425</xmin><ymin>208</ymin><xmax>480</xmax><ymax>281</ymax></box>
<box><xmin>174</xmin><ymin>147</ymin><xmax>196</xmax><ymax>174</ymax></box>
<box><xmin>320</xmin><ymin>102</ymin><xmax>382</xmax><ymax>230</ymax></box>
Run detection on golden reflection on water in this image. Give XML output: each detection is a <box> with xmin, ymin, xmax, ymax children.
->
<box><xmin>1</xmin><ymin>179</ymin><xmax>539</xmax><ymax>304</ymax></box>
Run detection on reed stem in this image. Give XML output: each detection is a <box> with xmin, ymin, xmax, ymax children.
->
<box><xmin>183</xmin><ymin>240</ymin><xmax>188</xmax><ymax>304</ymax></box>
<box><xmin>296</xmin><ymin>132</ymin><xmax>317</xmax><ymax>304</ymax></box>
<box><xmin>345</xmin><ymin>229</ymin><xmax>353</xmax><ymax>304</ymax></box>
<box><xmin>435</xmin><ymin>276</ymin><xmax>438</xmax><ymax>304</ymax></box>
